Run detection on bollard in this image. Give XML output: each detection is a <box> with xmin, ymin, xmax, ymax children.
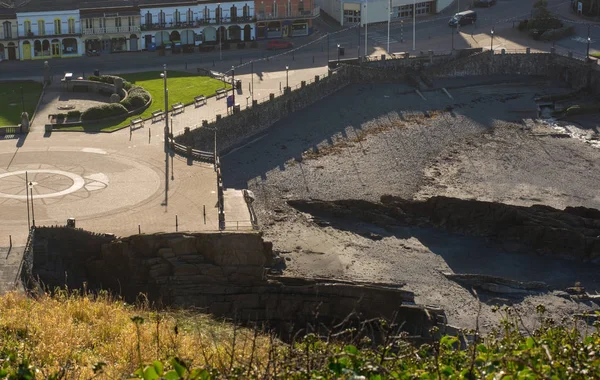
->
<box><xmin>315</xmin><ymin>75</ymin><xmax>319</xmax><ymax>83</ymax></box>
<box><xmin>148</xmin><ymin>128</ymin><xmax>151</xmax><ymax>143</ymax></box>
<box><xmin>202</xmin><ymin>120</ymin><xmax>208</xmax><ymax>127</ymax></box>
<box><xmin>138</xmin><ymin>224</ymin><xmax>141</xmax><ymax>234</ymax></box>
<box><xmin>184</xmin><ymin>126</ymin><xmax>190</xmax><ymax>135</ymax></box>
<box><xmin>249</xmin><ymin>82</ymin><xmax>251</xmax><ymax>92</ymax></box>
<box><xmin>216</xmin><ymin>114</ymin><xmax>221</xmax><ymax>121</ymax></box>
<box><xmin>279</xmin><ymin>82</ymin><xmax>282</xmax><ymax>93</ymax></box>
<box><xmin>176</xmin><ymin>215</ymin><xmax>178</xmax><ymax>231</ymax></box>
<box><xmin>203</xmin><ymin>205</ymin><xmax>206</xmax><ymax>224</ymax></box>
<box><xmin>381</xmin><ymin>54</ymin><xmax>386</xmax><ymax>61</ymax></box>
<box><xmin>186</xmin><ymin>146</ymin><xmax>193</xmax><ymax>159</ymax></box>
<box><xmin>269</xmin><ymin>93</ymin><xmax>275</xmax><ymax>101</ymax></box>
<box><xmin>501</xmin><ymin>49</ymin><xmax>506</xmax><ymax>55</ymax></box>
<box><xmin>252</xmin><ymin>99</ymin><xmax>258</xmax><ymax>107</ymax></box>
<box><xmin>301</xmin><ymin>80</ymin><xmax>306</xmax><ymax>88</ymax></box>
<box><xmin>526</xmin><ymin>47</ymin><xmax>530</xmax><ymax>54</ymax></box>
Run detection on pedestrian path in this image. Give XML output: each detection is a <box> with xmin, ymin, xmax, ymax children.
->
<box><xmin>369</xmin><ymin>31</ymin><xmax>400</xmax><ymax>46</ymax></box>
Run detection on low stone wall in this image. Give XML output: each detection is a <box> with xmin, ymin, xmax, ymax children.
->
<box><xmin>26</xmin><ymin>227</ymin><xmax>446</xmax><ymax>340</ymax></box>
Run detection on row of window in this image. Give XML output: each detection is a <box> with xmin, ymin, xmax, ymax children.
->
<box><xmin>393</xmin><ymin>1</ymin><xmax>433</xmax><ymax>18</ymax></box>
<box><xmin>83</xmin><ymin>17</ymin><xmax>136</xmax><ymax>30</ymax></box>
<box><xmin>1</xmin><ymin>19</ymin><xmax>78</xmax><ymax>37</ymax></box>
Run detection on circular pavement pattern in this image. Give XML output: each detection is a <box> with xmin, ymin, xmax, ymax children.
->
<box><xmin>0</xmin><ymin>170</ymin><xmax>85</xmax><ymax>200</ymax></box>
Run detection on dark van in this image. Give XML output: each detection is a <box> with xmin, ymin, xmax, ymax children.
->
<box><xmin>448</xmin><ymin>10</ymin><xmax>477</xmax><ymax>27</ymax></box>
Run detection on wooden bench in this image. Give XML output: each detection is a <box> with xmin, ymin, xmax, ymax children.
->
<box><xmin>171</xmin><ymin>102</ymin><xmax>185</xmax><ymax>114</ymax></box>
<box><xmin>194</xmin><ymin>95</ymin><xmax>207</xmax><ymax>107</ymax></box>
<box><xmin>151</xmin><ymin>110</ymin><xmax>164</xmax><ymax>122</ymax></box>
<box><xmin>216</xmin><ymin>88</ymin><xmax>227</xmax><ymax>99</ymax></box>
<box><xmin>130</xmin><ymin>117</ymin><xmax>144</xmax><ymax>130</ymax></box>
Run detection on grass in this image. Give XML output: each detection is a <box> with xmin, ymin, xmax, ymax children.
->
<box><xmin>0</xmin><ymin>290</ymin><xmax>274</xmax><ymax>379</ymax></box>
<box><xmin>591</xmin><ymin>52</ymin><xmax>600</xmax><ymax>59</ymax></box>
<box><xmin>53</xmin><ymin>71</ymin><xmax>230</xmax><ymax>133</ymax></box>
<box><xmin>0</xmin><ymin>81</ymin><xmax>43</xmax><ymax>127</ymax></box>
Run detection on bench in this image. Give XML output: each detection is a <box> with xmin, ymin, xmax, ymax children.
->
<box><xmin>130</xmin><ymin>117</ymin><xmax>144</xmax><ymax>130</ymax></box>
<box><xmin>151</xmin><ymin>110</ymin><xmax>164</xmax><ymax>122</ymax></box>
<box><xmin>171</xmin><ymin>102</ymin><xmax>185</xmax><ymax>114</ymax></box>
<box><xmin>216</xmin><ymin>88</ymin><xmax>227</xmax><ymax>99</ymax></box>
<box><xmin>194</xmin><ymin>95</ymin><xmax>207</xmax><ymax>107</ymax></box>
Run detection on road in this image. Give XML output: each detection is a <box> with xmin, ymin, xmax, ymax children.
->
<box><xmin>1</xmin><ymin>0</ymin><xmax>598</xmax><ymax>83</ymax></box>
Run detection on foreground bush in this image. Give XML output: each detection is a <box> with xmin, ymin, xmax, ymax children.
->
<box><xmin>539</xmin><ymin>25</ymin><xmax>575</xmax><ymax>41</ymax></box>
<box><xmin>81</xmin><ymin>103</ymin><xmax>128</xmax><ymax>121</ymax></box>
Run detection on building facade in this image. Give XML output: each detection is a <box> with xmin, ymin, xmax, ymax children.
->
<box><xmin>80</xmin><ymin>1</ymin><xmax>142</xmax><ymax>54</ymax></box>
<box><xmin>319</xmin><ymin>0</ymin><xmax>452</xmax><ymax>27</ymax></box>
<box><xmin>16</xmin><ymin>6</ymin><xmax>82</xmax><ymax>60</ymax></box>
<box><xmin>0</xmin><ymin>8</ymin><xmax>19</xmax><ymax>61</ymax></box>
<box><xmin>255</xmin><ymin>0</ymin><xmax>316</xmax><ymax>39</ymax></box>
<box><xmin>0</xmin><ymin>0</ymin><xmax>317</xmax><ymax>61</ymax></box>
<box><xmin>139</xmin><ymin>0</ymin><xmax>256</xmax><ymax>50</ymax></box>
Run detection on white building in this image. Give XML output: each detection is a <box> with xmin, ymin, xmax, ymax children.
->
<box><xmin>16</xmin><ymin>2</ymin><xmax>82</xmax><ymax>60</ymax></box>
<box><xmin>139</xmin><ymin>0</ymin><xmax>255</xmax><ymax>50</ymax></box>
<box><xmin>318</xmin><ymin>0</ymin><xmax>453</xmax><ymax>26</ymax></box>
<box><xmin>0</xmin><ymin>8</ymin><xmax>19</xmax><ymax>61</ymax></box>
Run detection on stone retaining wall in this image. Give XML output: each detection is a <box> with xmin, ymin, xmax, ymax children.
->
<box><xmin>26</xmin><ymin>227</ymin><xmax>445</xmax><ymax>340</ymax></box>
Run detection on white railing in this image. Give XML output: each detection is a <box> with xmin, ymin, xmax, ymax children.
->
<box><xmin>82</xmin><ymin>25</ymin><xmax>141</xmax><ymax>35</ymax></box>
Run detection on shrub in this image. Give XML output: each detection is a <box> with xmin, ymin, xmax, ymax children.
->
<box><xmin>82</xmin><ymin>103</ymin><xmax>128</xmax><ymax>121</ymax></box>
<box><xmin>67</xmin><ymin>110</ymin><xmax>81</xmax><ymax>118</ymax></box>
<box><xmin>539</xmin><ymin>25</ymin><xmax>575</xmax><ymax>41</ymax></box>
<box><xmin>128</xmin><ymin>85</ymin><xmax>151</xmax><ymax>103</ymax></box>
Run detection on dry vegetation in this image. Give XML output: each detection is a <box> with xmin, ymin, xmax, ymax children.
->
<box><xmin>0</xmin><ymin>290</ymin><xmax>275</xmax><ymax>378</ymax></box>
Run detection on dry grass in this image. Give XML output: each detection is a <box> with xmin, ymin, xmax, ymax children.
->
<box><xmin>0</xmin><ymin>290</ymin><xmax>275</xmax><ymax>378</ymax></box>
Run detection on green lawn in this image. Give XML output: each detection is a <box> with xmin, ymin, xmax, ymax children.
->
<box><xmin>54</xmin><ymin>71</ymin><xmax>230</xmax><ymax>132</ymax></box>
<box><xmin>0</xmin><ymin>81</ymin><xmax>43</xmax><ymax>127</ymax></box>
<box><xmin>591</xmin><ymin>52</ymin><xmax>600</xmax><ymax>59</ymax></box>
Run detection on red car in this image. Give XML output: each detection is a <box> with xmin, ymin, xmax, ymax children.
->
<box><xmin>267</xmin><ymin>40</ymin><xmax>293</xmax><ymax>50</ymax></box>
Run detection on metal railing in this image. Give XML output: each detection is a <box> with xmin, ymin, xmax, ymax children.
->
<box><xmin>172</xmin><ymin>141</ymin><xmax>215</xmax><ymax>163</ymax></box>
<box><xmin>15</xmin><ymin>227</ymin><xmax>35</xmax><ymax>289</ymax></box>
<box><xmin>82</xmin><ymin>25</ymin><xmax>140</xmax><ymax>35</ymax></box>
<box><xmin>141</xmin><ymin>16</ymin><xmax>256</xmax><ymax>31</ymax></box>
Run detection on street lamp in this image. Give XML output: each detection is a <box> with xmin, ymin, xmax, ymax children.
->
<box><xmin>218</xmin><ymin>3</ymin><xmax>222</xmax><ymax>61</ymax></box>
<box><xmin>231</xmin><ymin>66</ymin><xmax>235</xmax><ymax>109</ymax></box>
<box><xmin>586</xmin><ymin>26</ymin><xmax>591</xmax><ymax>59</ymax></box>
<box><xmin>490</xmin><ymin>28</ymin><xmax>494</xmax><ymax>51</ymax></box>
<box><xmin>285</xmin><ymin>66</ymin><xmax>289</xmax><ymax>92</ymax></box>
<box><xmin>337</xmin><ymin>44</ymin><xmax>340</xmax><ymax>62</ymax></box>
<box><xmin>160</xmin><ymin>65</ymin><xmax>169</xmax><ymax>151</ymax></box>
<box><xmin>28</xmin><ymin>181</ymin><xmax>35</xmax><ymax>228</ymax></box>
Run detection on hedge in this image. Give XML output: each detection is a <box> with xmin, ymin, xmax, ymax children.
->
<box><xmin>85</xmin><ymin>74</ymin><xmax>151</xmax><ymax>116</ymax></box>
<box><xmin>81</xmin><ymin>103</ymin><xmax>128</xmax><ymax>121</ymax></box>
<box><xmin>539</xmin><ymin>25</ymin><xmax>575</xmax><ymax>41</ymax></box>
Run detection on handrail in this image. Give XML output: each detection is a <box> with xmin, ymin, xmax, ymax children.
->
<box><xmin>15</xmin><ymin>227</ymin><xmax>35</xmax><ymax>289</ymax></box>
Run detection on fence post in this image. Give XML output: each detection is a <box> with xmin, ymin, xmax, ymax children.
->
<box><xmin>138</xmin><ymin>224</ymin><xmax>141</xmax><ymax>234</ymax></box>
<box><xmin>176</xmin><ymin>215</ymin><xmax>178</xmax><ymax>231</ymax></box>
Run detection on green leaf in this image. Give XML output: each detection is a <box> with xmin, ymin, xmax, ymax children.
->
<box><xmin>440</xmin><ymin>335</ymin><xmax>459</xmax><ymax>348</ymax></box>
<box><xmin>151</xmin><ymin>361</ymin><xmax>164</xmax><ymax>376</ymax></box>
<box><xmin>163</xmin><ymin>370</ymin><xmax>181</xmax><ymax>380</ymax></box>
<box><xmin>328</xmin><ymin>361</ymin><xmax>344</xmax><ymax>375</ymax></box>
<box><xmin>171</xmin><ymin>357</ymin><xmax>187</xmax><ymax>377</ymax></box>
<box><xmin>370</xmin><ymin>375</ymin><xmax>383</xmax><ymax>380</ymax></box>
<box><xmin>344</xmin><ymin>345</ymin><xmax>359</xmax><ymax>355</ymax></box>
<box><xmin>526</xmin><ymin>337</ymin><xmax>535</xmax><ymax>349</ymax></box>
<box><xmin>190</xmin><ymin>368</ymin><xmax>211</xmax><ymax>380</ymax></box>
<box><xmin>142</xmin><ymin>366</ymin><xmax>159</xmax><ymax>380</ymax></box>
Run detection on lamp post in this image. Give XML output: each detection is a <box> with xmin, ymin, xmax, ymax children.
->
<box><xmin>25</xmin><ymin>171</ymin><xmax>30</xmax><ymax>230</ymax></box>
<box><xmin>586</xmin><ymin>26</ymin><xmax>591</xmax><ymax>59</ymax></box>
<box><xmin>364</xmin><ymin>1</ymin><xmax>368</xmax><ymax>57</ymax></box>
<box><xmin>285</xmin><ymin>65</ymin><xmax>289</xmax><ymax>91</ymax></box>
<box><xmin>490</xmin><ymin>28</ymin><xmax>494</xmax><ymax>51</ymax></box>
<box><xmin>231</xmin><ymin>66</ymin><xmax>235</xmax><ymax>109</ymax></box>
<box><xmin>387</xmin><ymin>0</ymin><xmax>391</xmax><ymax>53</ymax></box>
<box><xmin>218</xmin><ymin>3</ymin><xmax>222</xmax><ymax>61</ymax></box>
<box><xmin>337</xmin><ymin>44</ymin><xmax>340</xmax><ymax>62</ymax></box>
<box><xmin>160</xmin><ymin>65</ymin><xmax>169</xmax><ymax>151</ymax></box>
<box><xmin>251</xmin><ymin>61</ymin><xmax>254</xmax><ymax>102</ymax></box>
<box><xmin>412</xmin><ymin>0</ymin><xmax>416</xmax><ymax>51</ymax></box>
<box><xmin>28</xmin><ymin>181</ymin><xmax>35</xmax><ymax>228</ymax></box>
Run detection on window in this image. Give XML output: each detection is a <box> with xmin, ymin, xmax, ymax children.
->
<box><xmin>158</xmin><ymin>10</ymin><xmax>165</xmax><ymax>25</ymax></box>
<box><xmin>115</xmin><ymin>17</ymin><xmax>122</xmax><ymax>28</ymax></box>
<box><xmin>68</xmin><ymin>18</ymin><xmax>75</xmax><ymax>34</ymax></box>
<box><xmin>272</xmin><ymin>2</ymin><xmax>278</xmax><ymax>17</ymax></box>
<box><xmin>203</xmin><ymin>6</ymin><xmax>209</xmax><ymax>22</ymax></box>
<box><xmin>215</xmin><ymin>6</ymin><xmax>221</xmax><ymax>24</ymax></box>
<box><xmin>38</xmin><ymin>20</ymin><xmax>45</xmax><ymax>35</ymax></box>
<box><xmin>145</xmin><ymin>11</ymin><xmax>152</xmax><ymax>27</ymax></box>
<box><xmin>298</xmin><ymin>0</ymin><xmax>304</xmax><ymax>13</ymax></box>
<box><xmin>259</xmin><ymin>3</ymin><xmax>266</xmax><ymax>18</ymax></box>
<box><xmin>24</xmin><ymin>20</ymin><xmax>31</xmax><ymax>35</ymax></box>
<box><xmin>2</xmin><ymin>21</ymin><xmax>10</xmax><ymax>39</ymax></box>
<box><xmin>99</xmin><ymin>18</ymin><xmax>104</xmax><ymax>28</ymax></box>
<box><xmin>54</xmin><ymin>19</ymin><xmax>61</xmax><ymax>34</ymax></box>
<box><xmin>230</xmin><ymin>5</ymin><xmax>237</xmax><ymax>21</ymax></box>
<box><xmin>84</xmin><ymin>18</ymin><xmax>92</xmax><ymax>29</ymax></box>
<box><xmin>187</xmin><ymin>8</ymin><xmax>193</xmax><ymax>23</ymax></box>
<box><xmin>343</xmin><ymin>9</ymin><xmax>360</xmax><ymax>24</ymax></box>
<box><xmin>128</xmin><ymin>16</ymin><xmax>134</xmax><ymax>27</ymax></box>
<box><xmin>174</xmin><ymin>10</ymin><xmax>181</xmax><ymax>24</ymax></box>
<box><xmin>243</xmin><ymin>4</ymin><xmax>250</xmax><ymax>18</ymax></box>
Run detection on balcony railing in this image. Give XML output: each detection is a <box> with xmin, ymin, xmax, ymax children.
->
<box><xmin>256</xmin><ymin>8</ymin><xmax>318</xmax><ymax>21</ymax></box>
<box><xmin>19</xmin><ymin>30</ymin><xmax>80</xmax><ymax>38</ymax></box>
<box><xmin>82</xmin><ymin>26</ymin><xmax>141</xmax><ymax>35</ymax></box>
<box><xmin>140</xmin><ymin>16</ymin><xmax>256</xmax><ymax>30</ymax></box>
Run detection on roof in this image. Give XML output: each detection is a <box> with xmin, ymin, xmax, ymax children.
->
<box><xmin>16</xmin><ymin>0</ymin><xmax>79</xmax><ymax>12</ymax></box>
<box><xmin>138</xmin><ymin>0</ymin><xmax>196</xmax><ymax>8</ymax></box>
<box><xmin>79</xmin><ymin>0</ymin><xmax>139</xmax><ymax>10</ymax></box>
<box><xmin>0</xmin><ymin>8</ymin><xmax>17</xmax><ymax>19</ymax></box>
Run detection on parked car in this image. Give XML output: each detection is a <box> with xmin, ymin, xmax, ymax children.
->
<box><xmin>448</xmin><ymin>10</ymin><xmax>477</xmax><ymax>27</ymax></box>
<box><xmin>474</xmin><ymin>0</ymin><xmax>496</xmax><ymax>6</ymax></box>
<box><xmin>267</xmin><ymin>40</ymin><xmax>293</xmax><ymax>50</ymax></box>
<box><xmin>86</xmin><ymin>49</ymin><xmax>100</xmax><ymax>57</ymax></box>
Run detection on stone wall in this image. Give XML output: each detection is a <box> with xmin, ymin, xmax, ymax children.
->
<box><xmin>26</xmin><ymin>227</ymin><xmax>445</xmax><ymax>340</ymax></box>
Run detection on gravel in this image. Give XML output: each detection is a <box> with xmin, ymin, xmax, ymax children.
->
<box><xmin>220</xmin><ymin>78</ymin><xmax>600</xmax><ymax>331</ymax></box>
